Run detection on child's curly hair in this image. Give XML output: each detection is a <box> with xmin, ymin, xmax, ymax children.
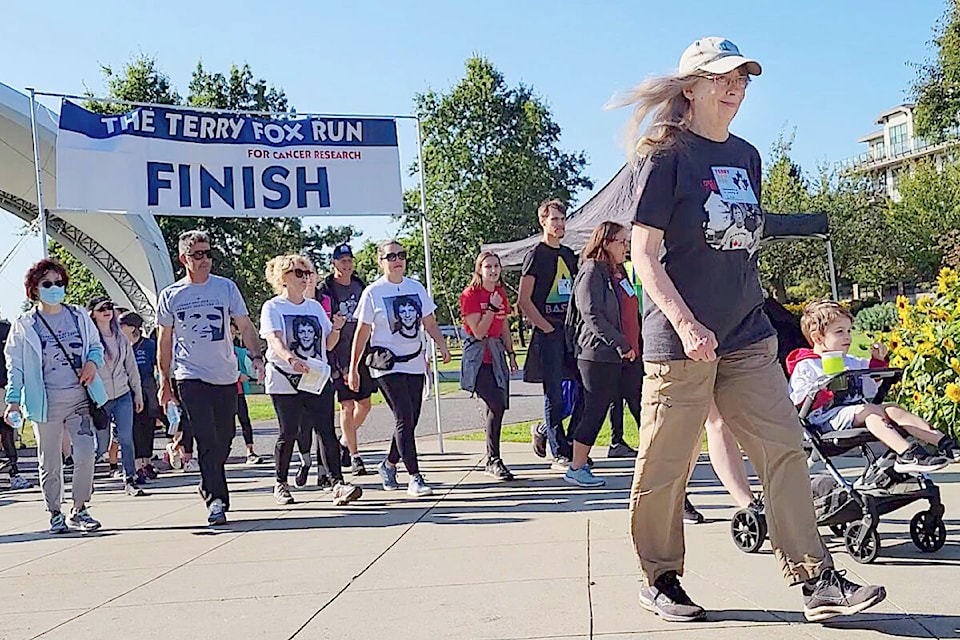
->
<box><xmin>800</xmin><ymin>300</ymin><xmax>854</xmax><ymax>345</ymax></box>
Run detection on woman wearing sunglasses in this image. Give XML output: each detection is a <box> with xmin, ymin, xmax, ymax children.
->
<box><xmin>260</xmin><ymin>254</ymin><xmax>361</xmax><ymax>506</ymax></box>
<box><xmin>3</xmin><ymin>259</ymin><xmax>107</xmax><ymax>534</ymax></box>
<box><xmin>349</xmin><ymin>240</ymin><xmax>451</xmax><ymax>497</ymax></box>
<box><xmin>87</xmin><ymin>296</ymin><xmax>145</xmax><ymax>497</ymax></box>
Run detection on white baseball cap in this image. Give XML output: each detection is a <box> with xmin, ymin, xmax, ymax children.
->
<box><xmin>679</xmin><ymin>37</ymin><xmax>762</xmax><ymax>77</ymax></box>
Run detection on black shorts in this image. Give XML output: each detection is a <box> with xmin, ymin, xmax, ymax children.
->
<box><xmin>335</xmin><ymin>360</ymin><xmax>378</xmax><ymax>402</ymax></box>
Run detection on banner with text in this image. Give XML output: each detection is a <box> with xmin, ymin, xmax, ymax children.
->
<box><xmin>56</xmin><ymin>100</ymin><xmax>403</xmax><ymax>217</ymax></box>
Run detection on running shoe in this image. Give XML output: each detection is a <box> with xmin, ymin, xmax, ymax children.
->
<box><xmin>49</xmin><ymin>512</ymin><xmax>69</xmax><ymax>535</ymax></box>
<box><xmin>165</xmin><ymin>444</ymin><xmax>183</xmax><ymax>470</ymax></box>
<box><xmin>274</xmin><ymin>483</ymin><xmax>294</xmax><ymax>505</ymax></box>
<box><xmin>246</xmin><ymin>452</ymin><xmax>264</xmax><ymax>465</ymax></box>
<box><xmin>639</xmin><ymin>570</ymin><xmax>706</xmax><ymax>622</ymax></box>
<box><xmin>802</xmin><ymin>568</ymin><xmax>886</xmax><ymax>622</ymax></box>
<box><xmin>68</xmin><ymin>507</ymin><xmax>101</xmax><ymax>532</ymax></box>
<box><xmin>551</xmin><ymin>456</ymin><xmax>571</xmax><ymax>471</ymax></box>
<box><xmin>407</xmin><ymin>474</ymin><xmax>433</xmax><ymax>497</ymax></box>
<box><xmin>894</xmin><ymin>444</ymin><xmax>949</xmax><ymax>474</ymax></box>
<box><xmin>530</xmin><ymin>423</ymin><xmax>547</xmax><ymax>458</ymax></box>
<box><xmin>607</xmin><ymin>442</ymin><xmax>638</xmax><ymax>458</ymax></box>
<box><xmin>332</xmin><ymin>481</ymin><xmax>363</xmax><ymax>505</ymax></box>
<box><xmin>378</xmin><ymin>460</ymin><xmax>399</xmax><ymax>491</ymax></box>
<box><xmin>295</xmin><ymin>458</ymin><xmax>311</xmax><ymax>487</ymax></box>
<box><xmin>124</xmin><ymin>480</ymin><xmax>145</xmax><ymax>497</ymax></box>
<box><xmin>683</xmin><ymin>495</ymin><xmax>705</xmax><ymax>524</ymax></box>
<box><xmin>340</xmin><ymin>443</ymin><xmax>351</xmax><ymax>468</ymax></box>
<box><xmin>484</xmin><ymin>458</ymin><xmax>515</xmax><ymax>481</ymax></box>
<box><xmin>564</xmin><ymin>465</ymin><xmax>605</xmax><ymax>487</ymax></box>
<box><xmin>207</xmin><ymin>499</ymin><xmax>227</xmax><ymax>526</ymax></box>
<box><xmin>10</xmin><ymin>475</ymin><xmax>32</xmax><ymax>490</ymax></box>
<box><xmin>143</xmin><ymin>464</ymin><xmax>159</xmax><ymax>479</ymax></box>
<box><xmin>183</xmin><ymin>458</ymin><xmax>200</xmax><ymax>473</ymax></box>
<box><xmin>63</xmin><ymin>455</ymin><xmax>74</xmax><ymax>469</ymax></box>
<box><xmin>351</xmin><ymin>455</ymin><xmax>367</xmax><ymax>476</ymax></box>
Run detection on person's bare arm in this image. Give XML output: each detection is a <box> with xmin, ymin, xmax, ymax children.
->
<box><xmin>266</xmin><ymin>331</ymin><xmax>310</xmax><ymax>374</ymax></box>
<box><xmin>422</xmin><ymin>314</ymin><xmax>452</xmax><ymax>363</ymax></box>
<box><xmin>517</xmin><ymin>275</ymin><xmax>553</xmax><ymax>333</ymax></box>
<box><xmin>631</xmin><ymin>223</ymin><xmax>717</xmax><ymax>361</ymax></box>
<box><xmin>157</xmin><ymin>325</ymin><xmax>175</xmax><ymax>405</ymax></box>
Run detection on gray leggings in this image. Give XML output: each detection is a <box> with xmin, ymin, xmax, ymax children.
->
<box><xmin>34</xmin><ymin>389</ymin><xmax>95</xmax><ymax>513</ymax></box>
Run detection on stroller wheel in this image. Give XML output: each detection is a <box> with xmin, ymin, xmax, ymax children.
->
<box><xmin>731</xmin><ymin>507</ymin><xmax>767</xmax><ymax>553</ymax></box>
<box><xmin>828</xmin><ymin>523</ymin><xmax>847</xmax><ymax>538</ymax></box>
<box><xmin>910</xmin><ymin>510</ymin><xmax>946</xmax><ymax>553</ymax></box>
<box><xmin>844</xmin><ymin>521</ymin><xmax>881</xmax><ymax>564</ymax></box>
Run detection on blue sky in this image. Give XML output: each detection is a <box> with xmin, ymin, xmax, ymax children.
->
<box><xmin>0</xmin><ymin>0</ymin><xmax>947</xmax><ymax>318</ymax></box>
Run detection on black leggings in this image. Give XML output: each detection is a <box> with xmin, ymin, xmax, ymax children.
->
<box><xmin>574</xmin><ymin>360</ymin><xmax>621</xmax><ymax>447</ymax></box>
<box><xmin>271</xmin><ymin>386</ymin><xmax>338</xmax><ymax>484</ymax></box>
<box><xmin>133</xmin><ymin>410</ymin><xmax>155</xmax><ymax>459</ymax></box>
<box><xmin>236</xmin><ymin>393</ymin><xmax>254</xmax><ymax>446</ymax></box>
<box><xmin>377</xmin><ymin>373</ymin><xmax>425</xmax><ymax>476</ymax></box>
<box><xmin>608</xmin><ymin>359</ymin><xmax>643</xmax><ymax>445</ymax></box>
<box><xmin>474</xmin><ymin>364</ymin><xmax>506</xmax><ymax>460</ymax></box>
<box><xmin>0</xmin><ymin>425</ymin><xmax>19</xmax><ymax>475</ymax></box>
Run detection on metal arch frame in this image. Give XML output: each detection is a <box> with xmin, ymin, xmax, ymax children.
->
<box><xmin>0</xmin><ymin>188</ymin><xmax>156</xmax><ymax>322</ymax></box>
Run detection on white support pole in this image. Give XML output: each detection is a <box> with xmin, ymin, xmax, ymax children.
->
<box><xmin>826</xmin><ymin>238</ymin><xmax>839</xmax><ymax>302</ymax></box>
<box><xmin>27</xmin><ymin>88</ymin><xmax>49</xmax><ymax>258</ymax></box>
<box><xmin>416</xmin><ymin>117</ymin><xmax>444</xmax><ymax>453</ymax></box>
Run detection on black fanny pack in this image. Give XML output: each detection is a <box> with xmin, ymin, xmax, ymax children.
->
<box><xmin>269</xmin><ymin>361</ymin><xmax>302</xmax><ymax>388</ymax></box>
<box><xmin>364</xmin><ymin>345</ymin><xmax>422</xmax><ymax>371</ymax></box>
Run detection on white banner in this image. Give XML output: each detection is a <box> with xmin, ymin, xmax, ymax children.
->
<box><xmin>55</xmin><ymin>100</ymin><xmax>403</xmax><ymax>217</ymax></box>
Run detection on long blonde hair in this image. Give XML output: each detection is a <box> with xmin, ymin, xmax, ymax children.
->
<box><xmin>265</xmin><ymin>254</ymin><xmax>315</xmax><ymax>295</ymax></box>
<box><xmin>606</xmin><ymin>73</ymin><xmax>699</xmax><ymax>163</ymax></box>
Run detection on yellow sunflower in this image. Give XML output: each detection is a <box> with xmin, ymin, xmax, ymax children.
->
<box><xmin>947</xmin><ymin>383</ymin><xmax>960</xmax><ymax>403</ymax></box>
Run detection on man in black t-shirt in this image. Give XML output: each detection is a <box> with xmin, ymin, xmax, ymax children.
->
<box><xmin>317</xmin><ymin>243</ymin><xmax>375</xmax><ymax>476</ymax></box>
<box><xmin>518</xmin><ymin>199</ymin><xmax>580</xmax><ymax>467</ymax></box>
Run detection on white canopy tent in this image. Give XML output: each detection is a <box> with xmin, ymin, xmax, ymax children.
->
<box><xmin>0</xmin><ymin>82</ymin><xmax>174</xmax><ymax>322</ymax></box>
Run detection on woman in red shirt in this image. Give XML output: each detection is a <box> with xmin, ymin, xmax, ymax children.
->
<box><xmin>460</xmin><ymin>252</ymin><xmax>519</xmax><ymax>480</ymax></box>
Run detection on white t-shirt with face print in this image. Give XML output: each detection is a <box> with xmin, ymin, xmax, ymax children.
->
<box><xmin>260</xmin><ymin>296</ymin><xmax>333</xmax><ymax>395</ymax></box>
<box><xmin>354</xmin><ymin>276</ymin><xmax>437</xmax><ymax>378</ymax></box>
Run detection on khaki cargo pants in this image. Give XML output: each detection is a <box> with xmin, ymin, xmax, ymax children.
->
<box><xmin>628</xmin><ymin>337</ymin><xmax>831</xmax><ymax>587</ymax></box>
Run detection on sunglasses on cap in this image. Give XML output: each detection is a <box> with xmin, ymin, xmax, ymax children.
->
<box><xmin>39</xmin><ymin>280</ymin><xmax>65</xmax><ymax>289</ymax></box>
<box><xmin>380</xmin><ymin>251</ymin><xmax>407</xmax><ymax>262</ymax></box>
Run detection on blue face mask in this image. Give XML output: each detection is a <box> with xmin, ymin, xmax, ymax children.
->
<box><xmin>38</xmin><ymin>285</ymin><xmax>66</xmax><ymax>305</ymax></box>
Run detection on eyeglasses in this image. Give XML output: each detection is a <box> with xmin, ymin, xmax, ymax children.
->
<box><xmin>380</xmin><ymin>251</ymin><xmax>407</xmax><ymax>262</ymax></box>
<box><xmin>186</xmin><ymin>249</ymin><xmax>214</xmax><ymax>260</ymax></box>
<box><xmin>95</xmin><ymin>303</ymin><xmax>115</xmax><ymax>312</ymax></box>
<box><xmin>704</xmin><ymin>74</ymin><xmax>751</xmax><ymax>90</ymax></box>
<box><xmin>290</xmin><ymin>268</ymin><xmax>314</xmax><ymax>278</ymax></box>
<box><xmin>607</xmin><ymin>237</ymin><xmax>629</xmax><ymax>246</ymax></box>
<box><xmin>39</xmin><ymin>280</ymin><xmax>65</xmax><ymax>289</ymax></box>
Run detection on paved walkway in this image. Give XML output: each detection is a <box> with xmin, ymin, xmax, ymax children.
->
<box><xmin>1</xmin><ymin>427</ymin><xmax>958</xmax><ymax>639</ymax></box>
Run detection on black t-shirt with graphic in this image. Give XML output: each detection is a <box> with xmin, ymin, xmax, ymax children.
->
<box><xmin>521</xmin><ymin>242</ymin><xmax>578</xmax><ymax>328</ymax></box>
<box><xmin>633</xmin><ymin>131</ymin><xmax>774</xmax><ymax>361</ymax></box>
<box><xmin>328</xmin><ymin>277</ymin><xmax>364</xmax><ymax>366</ymax></box>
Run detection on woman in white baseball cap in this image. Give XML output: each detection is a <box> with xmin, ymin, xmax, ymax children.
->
<box><xmin>609</xmin><ymin>37</ymin><xmax>887</xmax><ymax>624</ymax></box>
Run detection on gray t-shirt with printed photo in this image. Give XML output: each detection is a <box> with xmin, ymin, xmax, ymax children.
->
<box><xmin>156</xmin><ymin>275</ymin><xmax>249</xmax><ymax>385</ymax></box>
<box><xmin>35</xmin><ymin>309</ymin><xmax>85</xmax><ymax>391</ymax></box>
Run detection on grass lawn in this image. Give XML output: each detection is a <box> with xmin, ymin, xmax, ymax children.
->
<box><xmin>244</xmin><ymin>380</ymin><xmax>462</xmax><ymax>422</ymax></box>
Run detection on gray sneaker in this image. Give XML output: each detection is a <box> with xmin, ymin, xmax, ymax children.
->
<box><xmin>802</xmin><ymin>568</ymin><xmax>886</xmax><ymax>622</ymax></box>
<box><xmin>551</xmin><ymin>456</ymin><xmax>571</xmax><ymax>471</ymax></box>
<box><xmin>67</xmin><ymin>507</ymin><xmax>102</xmax><ymax>533</ymax></box>
<box><xmin>638</xmin><ymin>571</ymin><xmax>706</xmax><ymax>622</ymax></box>
<box><xmin>378</xmin><ymin>461</ymin><xmax>400</xmax><ymax>491</ymax></box>
<box><xmin>608</xmin><ymin>442</ymin><xmax>638</xmax><ymax>458</ymax></box>
<box><xmin>10</xmin><ymin>475</ymin><xmax>32</xmax><ymax>490</ymax></box>
<box><xmin>332</xmin><ymin>481</ymin><xmax>363</xmax><ymax>506</ymax></box>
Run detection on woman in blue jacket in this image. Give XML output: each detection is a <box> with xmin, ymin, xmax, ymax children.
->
<box><xmin>3</xmin><ymin>259</ymin><xmax>107</xmax><ymax>534</ymax></box>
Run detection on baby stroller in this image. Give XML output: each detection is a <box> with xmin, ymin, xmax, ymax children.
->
<box><xmin>730</xmin><ymin>367</ymin><xmax>947</xmax><ymax>563</ymax></box>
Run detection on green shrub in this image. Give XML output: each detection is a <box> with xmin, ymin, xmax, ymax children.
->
<box><xmin>850</xmin><ymin>297</ymin><xmax>881</xmax><ymax>316</ymax></box>
<box><xmin>854</xmin><ymin>302</ymin><xmax>897</xmax><ymax>332</ymax></box>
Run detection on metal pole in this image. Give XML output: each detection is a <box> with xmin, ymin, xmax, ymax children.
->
<box><xmin>416</xmin><ymin>116</ymin><xmax>444</xmax><ymax>454</ymax></box>
<box><xmin>27</xmin><ymin>88</ymin><xmax>49</xmax><ymax>258</ymax></box>
<box><xmin>826</xmin><ymin>238</ymin><xmax>839</xmax><ymax>301</ymax></box>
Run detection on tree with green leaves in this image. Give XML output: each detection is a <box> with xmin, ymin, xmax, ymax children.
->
<box><xmin>48</xmin><ymin>241</ymin><xmax>107</xmax><ymax>306</ymax></box>
<box><xmin>73</xmin><ymin>55</ymin><xmax>358</xmax><ymax>316</ymax></box>
<box><xmin>404</xmin><ymin>56</ymin><xmax>592</xmax><ymax>321</ymax></box>
<box><xmin>913</xmin><ymin>1</ymin><xmax>960</xmax><ymax>141</ymax></box>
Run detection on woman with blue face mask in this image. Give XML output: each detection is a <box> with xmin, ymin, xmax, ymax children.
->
<box><xmin>2</xmin><ymin>259</ymin><xmax>108</xmax><ymax>534</ymax></box>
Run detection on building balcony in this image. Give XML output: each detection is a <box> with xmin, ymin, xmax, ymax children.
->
<box><xmin>840</xmin><ymin>137</ymin><xmax>960</xmax><ymax>173</ymax></box>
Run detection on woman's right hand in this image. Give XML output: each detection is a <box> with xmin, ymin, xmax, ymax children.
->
<box><xmin>3</xmin><ymin>403</ymin><xmax>21</xmax><ymax>427</ymax></box>
<box><xmin>489</xmin><ymin>290</ymin><xmax>504</xmax><ymax>310</ymax></box>
<box><xmin>287</xmin><ymin>355</ymin><xmax>310</xmax><ymax>374</ymax></box>
<box><xmin>677</xmin><ymin>318</ymin><xmax>718</xmax><ymax>362</ymax></box>
<box><xmin>347</xmin><ymin>367</ymin><xmax>360</xmax><ymax>392</ymax></box>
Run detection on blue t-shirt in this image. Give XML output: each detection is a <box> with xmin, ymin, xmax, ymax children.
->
<box><xmin>132</xmin><ymin>336</ymin><xmax>157</xmax><ymax>382</ymax></box>
<box><xmin>157</xmin><ymin>275</ymin><xmax>249</xmax><ymax>385</ymax></box>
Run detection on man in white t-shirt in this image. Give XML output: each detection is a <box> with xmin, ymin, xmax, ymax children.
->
<box><xmin>157</xmin><ymin>230</ymin><xmax>264</xmax><ymax>526</ymax></box>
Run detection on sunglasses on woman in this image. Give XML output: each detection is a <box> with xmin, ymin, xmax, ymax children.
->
<box><xmin>39</xmin><ymin>280</ymin><xmax>65</xmax><ymax>289</ymax></box>
<box><xmin>381</xmin><ymin>251</ymin><xmax>407</xmax><ymax>262</ymax></box>
<box><xmin>96</xmin><ymin>303</ymin><xmax>115</xmax><ymax>312</ymax></box>
<box><xmin>290</xmin><ymin>268</ymin><xmax>314</xmax><ymax>278</ymax></box>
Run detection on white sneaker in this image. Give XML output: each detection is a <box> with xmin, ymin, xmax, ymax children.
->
<box><xmin>407</xmin><ymin>474</ymin><xmax>433</xmax><ymax>497</ymax></box>
<box><xmin>184</xmin><ymin>458</ymin><xmax>200</xmax><ymax>473</ymax></box>
<box><xmin>166</xmin><ymin>443</ymin><xmax>183</xmax><ymax>470</ymax></box>
<box><xmin>332</xmin><ymin>481</ymin><xmax>363</xmax><ymax>506</ymax></box>
<box><xmin>274</xmin><ymin>483</ymin><xmax>294</xmax><ymax>505</ymax></box>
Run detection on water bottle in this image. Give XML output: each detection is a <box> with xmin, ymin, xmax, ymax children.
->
<box><xmin>165</xmin><ymin>402</ymin><xmax>181</xmax><ymax>435</ymax></box>
<box><xmin>8</xmin><ymin>410</ymin><xmax>22</xmax><ymax>430</ymax></box>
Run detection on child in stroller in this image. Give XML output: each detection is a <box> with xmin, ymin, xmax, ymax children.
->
<box><xmin>730</xmin><ymin>300</ymin><xmax>957</xmax><ymax>563</ymax></box>
<box><xmin>787</xmin><ymin>301</ymin><xmax>960</xmax><ymax>469</ymax></box>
